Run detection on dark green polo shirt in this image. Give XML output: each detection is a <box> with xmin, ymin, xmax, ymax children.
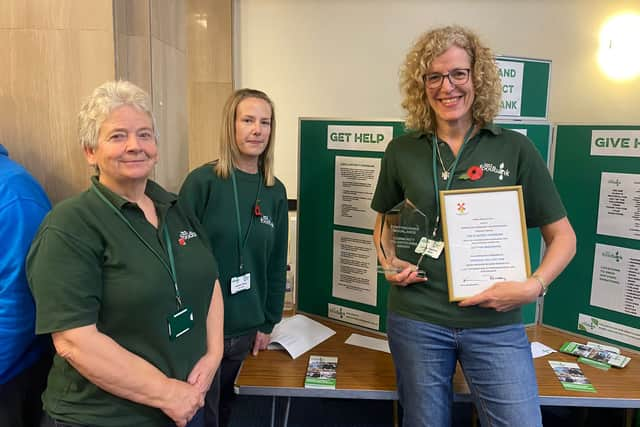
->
<box><xmin>27</xmin><ymin>177</ymin><xmax>218</xmax><ymax>427</ymax></box>
<box><xmin>371</xmin><ymin>124</ymin><xmax>567</xmax><ymax>328</ymax></box>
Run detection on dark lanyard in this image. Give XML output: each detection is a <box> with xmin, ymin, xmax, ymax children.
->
<box><xmin>91</xmin><ymin>184</ymin><xmax>183</xmax><ymax>309</ymax></box>
<box><xmin>430</xmin><ymin>123</ymin><xmax>476</xmax><ymax>238</ymax></box>
<box><xmin>230</xmin><ymin>169</ymin><xmax>262</xmax><ymax>272</ymax></box>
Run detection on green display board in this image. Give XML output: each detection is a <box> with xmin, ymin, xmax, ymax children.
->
<box><xmin>297</xmin><ymin>118</ymin><xmax>552</xmax><ymax>331</ymax></box>
<box><xmin>496</xmin><ymin>56</ymin><xmax>551</xmax><ymax>120</ymax></box>
<box><xmin>297</xmin><ymin>119</ymin><xmax>404</xmax><ymax>332</ymax></box>
<box><xmin>545</xmin><ymin>125</ymin><xmax>640</xmax><ymax>351</ymax></box>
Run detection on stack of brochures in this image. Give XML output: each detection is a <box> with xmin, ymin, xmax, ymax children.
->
<box><xmin>548</xmin><ymin>361</ymin><xmax>596</xmax><ymax>392</ymax></box>
<box><xmin>559</xmin><ymin>341</ymin><xmax>631</xmax><ymax>368</ymax></box>
<box><xmin>304</xmin><ymin>355</ymin><xmax>338</xmax><ymax>389</ymax></box>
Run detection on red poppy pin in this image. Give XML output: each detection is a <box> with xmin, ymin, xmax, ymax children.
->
<box><xmin>254</xmin><ymin>202</ymin><xmax>262</xmax><ymax>217</ymax></box>
<box><xmin>459</xmin><ymin>165</ymin><xmax>483</xmax><ymax>181</ymax></box>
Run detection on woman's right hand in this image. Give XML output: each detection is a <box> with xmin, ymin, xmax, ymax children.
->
<box><xmin>382</xmin><ymin>257</ymin><xmax>428</xmax><ymax>287</ymax></box>
<box><xmin>162</xmin><ymin>379</ymin><xmax>205</xmax><ymax>427</ymax></box>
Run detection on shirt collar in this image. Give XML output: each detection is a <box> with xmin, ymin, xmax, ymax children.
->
<box><xmin>0</xmin><ymin>144</ymin><xmax>8</xmax><ymax>157</ymax></box>
<box><xmin>411</xmin><ymin>122</ymin><xmax>501</xmax><ymax>139</ymax></box>
<box><xmin>90</xmin><ymin>176</ymin><xmax>176</xmax><ymax>209</ymax></box>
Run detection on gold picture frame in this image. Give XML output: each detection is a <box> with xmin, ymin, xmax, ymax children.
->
<box><xmin>439</xmin><ymin>185</ymin><xmax>531</xmax><ymax>302</ymax></box>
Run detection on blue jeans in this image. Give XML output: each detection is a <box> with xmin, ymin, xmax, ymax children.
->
<box><xmin>387</xmin><ymin>312</ymin><xmax>541</xmax><ymax>427</ymax></box>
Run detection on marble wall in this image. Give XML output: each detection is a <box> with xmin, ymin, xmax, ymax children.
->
<box><xmin>1</xmin><ymin>0</ymin><xmax>232</xmax><ymax>202</ymax></box>
<box><xmin>0</xmin><ymin>0</ymin><xmax>115</xmax><ymax>203</ymax></box>
<box><xmin>187</xmin><ymin>0</ymin><xmax>233</xmax><ymax>170</ymax></box>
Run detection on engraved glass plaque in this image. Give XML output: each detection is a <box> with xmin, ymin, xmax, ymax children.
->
<box><xmin>378</xmin><ymin>199</ymin><xmax>429</xmax><ymax>277</ymax></box>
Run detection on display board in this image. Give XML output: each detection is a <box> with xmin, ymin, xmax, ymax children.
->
<box><xmin>545</xmin><ymin>125</ymin><xmax>640</xmax><ymax>351</ymax></box>
<box><xmin>495</xmin><ymin>56</ymin><xmax>551</xmax><ymax>120</ymax></box>
<box><xmin>297</xmin><ymin>118</ymin><xmax>552</xmax><ymax>331</ymax></box>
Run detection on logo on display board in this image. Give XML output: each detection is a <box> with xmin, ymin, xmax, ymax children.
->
<box><xmin>590</xmin><ymin>130</ymin><xmax>640</xmax><ymax>157</ymax></box>
<box><xmin>602</xmin><ymin>249</ymin><xmax>623</xmax><ymax>262</ymax></box>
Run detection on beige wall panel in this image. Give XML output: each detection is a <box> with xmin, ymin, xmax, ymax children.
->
<box><xmin>188</xmin><ymin>0</ymin><xmax>232</xmax><ymax>83</ymax></box>
<box><xmin>115</xmin><ymin>34</ymin><xmax>152</xmax><ymax>92</ymax></box>
<box><xmin>0</xmin><ymin>30</ymin><xmax>53</xmax><ymax>191</ymax></box>
<box><xmin>0</xmin><ymin>0</ymin><xmax>112</xmax><ymax>30</ymax></box>
<box><xmin>119</xmin><ymin>0</ymin><xmax>150</xmax><ymax>36</ymax></box>
<box><xmin>0</xmin><ymin>24</ymin><xmax>114</xmax><ymax>203</ymax></box>
<box><xmin>114</xmin><ymin>0</ymin><xmax>151</xmax><ymax>91</ymax></box>
<box><xmin>152</xmin><ymin>37</ymin><xmax>188</xmax><ymax>192</ymax></box>
<box><xmin>188</xmin><ymin>82</ymin><xmax>232</xmax><ymax>168</ymax></box>
<box><xmin>187</xmin><ymin>0</ymin><xmax>233</xmax><ymax>171</ymax></box>
<box><xmin>45</xmin><ymin>30</ymin><xmax>116</xmax><ymax>201</ymax></box>
<box><xmin>151</xmin><ymin>0</ymin><xmax>186</xmax><ymax>51</ymax></box>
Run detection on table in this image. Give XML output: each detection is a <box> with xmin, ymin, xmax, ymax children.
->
<box><xmin>235</xmin><ymin>316</ymin><xmax>640</xmax><ymax>426</ymax></box>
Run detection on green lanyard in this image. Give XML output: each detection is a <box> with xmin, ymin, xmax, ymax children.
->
<box><xmin>230</xmin><ymin>169</ymin><xmax>262</xmax><ymax>272</ymax></box>
<box><xmin>430</xmin><ymin>122</ymin><xmax>476</xmax><ymax>238</ymax></box>
<box><xmin>91</xmin><ymin>184</ymin><xmax>184</xmax><ymax>309</ymax></box>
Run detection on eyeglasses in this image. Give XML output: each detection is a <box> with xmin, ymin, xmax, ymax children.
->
<box><xmin>424</xmin><ymin>68</ymin><xmax>471</xmax><ymax>89</ymax></box>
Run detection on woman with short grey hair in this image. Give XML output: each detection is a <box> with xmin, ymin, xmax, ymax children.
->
<box><xmin>28</xmin><ymin>80</ymin><xmax>223</xmax><ymax>427</ymax></box>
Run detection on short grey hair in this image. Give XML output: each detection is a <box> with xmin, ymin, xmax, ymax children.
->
<box><xmin>78</xmin><ymin>80</ymin><xmax>158</xmax><ymax>150</ymax></box>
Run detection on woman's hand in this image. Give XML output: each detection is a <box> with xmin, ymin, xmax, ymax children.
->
<box><xmin>381</xmin><ymin>256</ymin><xmax>428</xmax><ymax>287</ymax></box>
<box><xmin>457</xmin><ymin>277</ymin><xmax>541</xmax><ymax>312</ymax></box>
<box><xmin>187</xmin><ymin>352</ymin><xmax>220</xmax><ymax>395</ymax></box>
<box><xmin>161</xmin><ymin>379</ymin><xmax>204</xmax><ymax>427</ymax></box>
<box><xmin>252</xmin><ymin>331</ymin><xmax>270</xmax><ymax>356</ymax></box>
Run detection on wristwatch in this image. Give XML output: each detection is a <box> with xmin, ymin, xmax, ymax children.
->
<box><xmin>532</xmin><ymin>274</ymin><xmax>549</xmax><ymax>297</ymax></box>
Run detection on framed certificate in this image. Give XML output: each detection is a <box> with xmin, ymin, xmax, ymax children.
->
<box><xmin>439</xmin><ymin>186</ymin><xmax>531</xmax><ymax>302</ymax></box>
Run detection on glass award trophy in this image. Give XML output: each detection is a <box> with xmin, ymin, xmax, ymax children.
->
<box><xmin>377</xmin><ymin>199</ymin><xmax>429</xmax><ymax>277</ymax></box>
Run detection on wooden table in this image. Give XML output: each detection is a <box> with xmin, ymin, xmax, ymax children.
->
<box><xmin>235</xmin><ymin>316</ymin><xmax>640</xmax><ymax>426</ymax></box>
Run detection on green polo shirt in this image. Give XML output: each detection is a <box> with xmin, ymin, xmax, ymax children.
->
<box><xmin>371</xmin><ymin>124</ymin><xmax>566</xmax><ymax>328</ymax></box>
<box><xmin>27</xmin><ymin>177</ymin><xmax>218</xmax><ymax>427</ymax></box>
<box><xmin>179</xmin><ymin>164</ymin><xmax>288</xmax><ymax>338</ymax></box>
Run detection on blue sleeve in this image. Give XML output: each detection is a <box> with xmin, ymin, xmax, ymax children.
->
<box><xmin>0</xmin><ymin>193</ymin><xmax>50</xmax><ymax>381</ymax></box>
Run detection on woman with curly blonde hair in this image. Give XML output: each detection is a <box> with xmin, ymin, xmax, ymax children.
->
<box><xmin>371</xmin><ymin>26</ymin><xmax>575</xmax><ymax>427</ymax></box>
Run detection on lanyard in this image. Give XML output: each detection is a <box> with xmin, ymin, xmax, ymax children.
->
<box><xmin>91</xmin><ymin>184</ymin><xmax>183</xmax><ymax>309</ymax></box>
<box><xmin>430</xmin><ymin>122</ymin><xmax>476</xmax><ymax>238</ymax></box>
<box><xmin>230</xmin><ymin>169</ymin><xmax>262</xmax><ymax>272</ymax></box>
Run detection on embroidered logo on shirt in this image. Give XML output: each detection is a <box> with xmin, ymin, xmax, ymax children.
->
<box><xmin>178</xmin><ymin>230</ymin><xmax>198</xmax><ymax>246</ymax></box>
<box><xmin>260</xmin><ymin>215</ymin><xmax>275</xmax><ymax>228</ymax></box>
<box><xmin>479</xmin><ymin>162</ymin><xmax>510</xmax><ymax>180</ymax></box>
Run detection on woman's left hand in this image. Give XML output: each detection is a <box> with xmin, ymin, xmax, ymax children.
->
<box><xmin>187</xmin><ymin>352</ymin><xmax>220</xmax><ymax>394</ymax></box>
<box><xmin>252</xmin><ymin>331</ymin><xmax>270</xmax><ymax>356</ymax></box>
<box><xmin>457</xmin><ymin>278</ymin><xmax>541</xmax><ymax>312</ymax></box>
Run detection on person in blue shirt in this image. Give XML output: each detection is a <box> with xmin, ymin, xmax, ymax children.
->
<box><xmin>0</xmin><ymin>143</ymin><xmax>52</xmax><ymax>427</ymax></box>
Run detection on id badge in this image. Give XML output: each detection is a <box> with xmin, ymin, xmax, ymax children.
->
<box><xmin>167</xmin><ymin>307</ymin><xmax>194</xmax><ymax>340</ymax></box>
<box><xmin>414</xmin><ymin>237</ymin><xmax>429</xmax><ymax>254</ymax></box>
<box><xmin>423</xmin><ymin>239</ymin><xmax>444</xmax><ymax>259</ymax></box>
<box><xmin>230</xmin><ymin>272</ymin><xmax>251</xmax><ymax>295</ymax></box>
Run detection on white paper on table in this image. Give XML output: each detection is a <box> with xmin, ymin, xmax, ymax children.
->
<box><xmin>345</xmin><ymin>333</ymin><xmax>390</xmax><ymax>353</ymax></box>
<box><xmin>530</xmin><ymin>341</ymin><xmax>556</xmax><ymax>358</ymax></box>
<box><xmin>267</xmin><ymin>314</ymin><xmax>336</xmax><ymax>359</ymax></box>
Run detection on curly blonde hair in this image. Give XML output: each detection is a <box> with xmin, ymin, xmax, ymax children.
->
<box><xmin>400</xmin><ymin>26</ymin><xmax>501</xmax><ymax>133</ymax></box>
